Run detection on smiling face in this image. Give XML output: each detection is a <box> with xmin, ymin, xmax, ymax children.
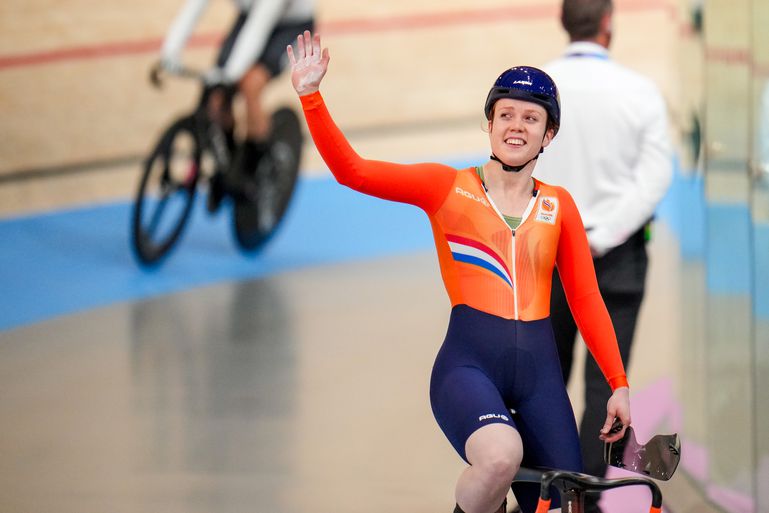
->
<box><xmin>487</xmin><ymin>98</ymin><xmax>554</xmax><ymax>168</ymax></box>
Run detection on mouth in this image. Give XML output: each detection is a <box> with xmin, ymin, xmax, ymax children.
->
<box><xmin>505</xmin><ymin>137</ymin><xmax>526</xmax><ymax>147</ymax></box>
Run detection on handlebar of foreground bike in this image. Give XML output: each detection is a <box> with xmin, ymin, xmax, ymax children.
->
<box><xmin>514</xmin><ymin>467</ymin><xmax>663</xmax><ymax>513</ymax></box>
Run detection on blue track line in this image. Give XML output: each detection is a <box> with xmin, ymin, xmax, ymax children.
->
<box><xmin>0</xmin><ymin>175</ymin><xmax>441</xmax><ymax>332</ymax></box>
<box><xmin>1</xmin><ymin>155</ymin><xmax>700</xmax><ymax>332</ymax></box>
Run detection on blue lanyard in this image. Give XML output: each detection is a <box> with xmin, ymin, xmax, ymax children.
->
<box><xmin>565</xmin><ymin>52</ymin><xmax>609</xmax><ymax>60</ymax></box>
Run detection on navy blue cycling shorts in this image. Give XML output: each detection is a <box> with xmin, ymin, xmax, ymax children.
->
<box><xmin>429</xmin><ymin>304</ymin><xmax>583</xmax><ymax>512</ymax></box>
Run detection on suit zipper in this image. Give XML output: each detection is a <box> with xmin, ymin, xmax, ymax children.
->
<box><xmin>480</xmin><ymin>185</ymin><xmax>539</xmax><ymax>319</ymax></box>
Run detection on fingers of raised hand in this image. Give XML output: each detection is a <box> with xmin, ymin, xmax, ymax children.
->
<box><xmin>304</xmin><ymin>31</ymin><xmax>324</xmax><ymax>62</ymax></box>
<box><xmin>289</xmin><ymin>31</ymin><xmax>323</xmax><ymax>66</ymax></box>
<box><xmin>312</xmin><ymin>33</ymin><xmax>322</xmax><ymax>60</ymax></box>
<box><xmin>295</xmin><ymin>32</ymin><xmax>305</xmax><ymax>60</ymax></box>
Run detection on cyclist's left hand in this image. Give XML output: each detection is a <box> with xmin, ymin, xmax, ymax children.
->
<box><xmin>203</xmin><ymin>67</ymin><xmax>228</xmax><ymax>86</ymax></box>
<box><xmin>600</xmin><ymin>386</ymin><xmax>631</xmax><ymax>443</ymax></box>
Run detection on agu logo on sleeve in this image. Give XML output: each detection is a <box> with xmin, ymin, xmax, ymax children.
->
<box><xmin>535</xmin><ymin>196</ymin><xmax>558</xmax><ymax>225</ymax></box>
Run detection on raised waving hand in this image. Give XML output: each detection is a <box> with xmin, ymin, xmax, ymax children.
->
<box><xmin>287</xmin><ymin>30</ymin><xmax>330</xmax><ymax>96</ymax></box>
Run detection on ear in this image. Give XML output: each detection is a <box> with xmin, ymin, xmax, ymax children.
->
<box><xmin>600</xmin><ymin>10</ymin><xmax>613</xmax><ymax>36</ymax></box>
<box><xmin>542</xmin><ymin>127</ymin><xmax>556</xmax><ymax>148</ymax></box>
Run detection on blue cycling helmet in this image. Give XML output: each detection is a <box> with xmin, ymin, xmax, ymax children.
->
<box><xmin>484</xmin><ymin>66</ymin><xmax>561</xmax><ymax>135</ymax></box>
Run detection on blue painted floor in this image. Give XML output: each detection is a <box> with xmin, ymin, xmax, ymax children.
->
<box><xmin>0</xmin><ymin>176</ymin><xmax>439</xmax><ymax>331</ymax></box>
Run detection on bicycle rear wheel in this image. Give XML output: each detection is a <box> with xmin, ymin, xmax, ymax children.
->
<box><xmin>232</xmin><ymin>107</ymin><xmax>302</xmax><ymax>251</ymax></box>
<box><xmin>132</xmin><ymin>115</ymin><xmax>201</xmax><ymax>265</ymax></box>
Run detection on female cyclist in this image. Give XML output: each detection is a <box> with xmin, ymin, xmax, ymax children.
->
<box><xmin>286</xmin><ymin>31</ymin><xmax>631</xmax><ymax>513</ymax></box>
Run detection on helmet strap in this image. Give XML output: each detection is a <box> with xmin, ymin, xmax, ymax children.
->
<box><xmin>490</xmin><ymin>135</ymin><xmax>547</xmax><ymax>173</ymax></box>
<box><xmin>490</xmin><ymin>154</ymin><xmax>535</xmax><ymax>173</ymax></box>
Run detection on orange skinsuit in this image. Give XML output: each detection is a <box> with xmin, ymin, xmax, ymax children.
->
<box><xmin>300</xmin><ymin>91</ymin><xmax>628</xmax><ymax>392</ymax></box>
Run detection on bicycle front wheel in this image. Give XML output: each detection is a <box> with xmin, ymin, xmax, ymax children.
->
<box><xmin>232</xmin><ymin>107</ymin><xmax>302</xmax><ymax>251</ymax></box>
<box><xmin>132</xmin><ymin>116</ymin><xmax>201</xmax><ymax>265</ymax></box>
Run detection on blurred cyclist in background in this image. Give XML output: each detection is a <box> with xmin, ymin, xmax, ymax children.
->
<box><xmin>160</xmin><ymin>0</ymin><xmax>314</xmax><ymax>209</ymax></box>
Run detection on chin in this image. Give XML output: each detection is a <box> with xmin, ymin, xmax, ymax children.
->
<box><xmin>502</xmin><ymin>152</ymin><xmax>533</xmax><ymax>165</ymax></box>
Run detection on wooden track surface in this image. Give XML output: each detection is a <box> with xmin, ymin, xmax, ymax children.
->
<box><xmin>0</xmin><ymin>0</ymin><xmax>689</xmax><ymax>216</ymax></box>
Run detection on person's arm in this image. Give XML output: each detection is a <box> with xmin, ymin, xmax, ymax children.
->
<box><xmin>588</xmin><ymin>88</ymin><xmax>673</xmax><ymax>255</ymax></box>
<box><xmin>300</xmin><ymin>92</ymin><xmax>455</xmax><ymax>211</ymax></box>
<box><xmin>222</xmin><ymin>0</ymin><xmax>287</xmax><ymax>82</ymax></box>
<box><xmin>555</xmin><ymin>188</ymin><xmax>628</xmax><ymax>390</ymax></box>
<box><xmin>288</xmin><ymin>31</ymin><xmax>456</xmax><ymax>212</ymax></box>
<box><xmin>160</xmin><ymin>0</ymin><xmax>210</xmax><ymax>67</ymax></box>
<box><xmin>555</xmin><ymin>188</ymin><xmax>631</xmax><ymax>441</ymax></box>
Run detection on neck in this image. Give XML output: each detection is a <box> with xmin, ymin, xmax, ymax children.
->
<box><xmin>483</xmin><ymin>160</ymin><xmax>535</xmax><ymax>195</ymax></box>
<box><xmin>572</xmin><ymin>35</ymin><xmax>609</xmax><ymax>49</ymax></box>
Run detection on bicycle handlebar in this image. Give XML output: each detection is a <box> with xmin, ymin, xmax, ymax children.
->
<box><xmin>514</xmin><ymin>467</ymin><xmax>663</xmax><ymax>513</ymax></box>
<box><xmin>149</xmin><ymin>61</ymin><xmax>206</xmax><ymax>89</ymax></box>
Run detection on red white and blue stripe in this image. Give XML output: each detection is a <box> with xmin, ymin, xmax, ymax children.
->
<box><xmin>446</xmin><ymin>234</ymin><xmax>513</xmax><ymax>288</ymax></box>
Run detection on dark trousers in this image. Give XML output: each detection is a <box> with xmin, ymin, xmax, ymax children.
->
<box><xmin>550</xmin><ymin>227</ymin><xmax>648</xmax><ymax>512</ymax></box>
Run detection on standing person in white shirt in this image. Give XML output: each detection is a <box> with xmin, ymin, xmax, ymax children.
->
<box><xmin>533</xmin><ymin>1</ymin><xmax>672</xmax><ymax>511</ymax></box>
<box><xmin>160</xmin><ymin>0</ymin><xmax>315</xmax><ymax>210</ymax></box>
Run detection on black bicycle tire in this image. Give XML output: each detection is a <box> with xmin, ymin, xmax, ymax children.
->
<box><xmin>131</xmin><ymin>115</ymin><xmax>200</xmax><ymax>265</ymax></box>
<box><xmin>232</xmin><ymin>106</ymin><xmax>303</xmax><ymax>252</ymax></box>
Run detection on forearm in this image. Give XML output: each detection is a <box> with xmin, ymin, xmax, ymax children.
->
<box><xmin>300</xmin><ymin>92</ymin><xmax>370</xmax><ymax>190</ymax></box>
<box><xmin>567</xmin><ymin>291</ymin><xmax>629</xmax><ymax>391</ymax></box>
<box><xmin>161</xmin><ymin>0</ymin><xmax>209</xmax><ymax>62</ymax></box>
<box><xmin>556</xmin><ymin>188</ymin><xmax>628</xmax><ymax>390</ymax></box>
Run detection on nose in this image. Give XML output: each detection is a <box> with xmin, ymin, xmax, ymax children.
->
<box><xmin>510</xmin><ymin>115</ymin><xmax>523</xmax><ymax>132</ymax></box>
<box><xmin>508</xmin><ymin>116</ymin><xmax>524</xmax><ymax>132</ymax></box>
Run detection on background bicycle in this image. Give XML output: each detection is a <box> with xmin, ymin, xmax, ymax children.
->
<box><xmin>131</xmin><ymin>64</ymin><xmax>302</xmax><ymax>266</ymax></box>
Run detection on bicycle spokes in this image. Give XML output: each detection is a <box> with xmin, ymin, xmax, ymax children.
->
<box><xmin>143</xmin><ymin>180</ymin><xmax>187</xmax><ymax>235</ymax></box>
<box><xmin>231</xmin><ymin>107</ymin><xmax>302</xmax><ymax>253</ymax></box>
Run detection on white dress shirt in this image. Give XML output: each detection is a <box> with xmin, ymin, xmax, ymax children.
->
<box><xmin>161</xmin><ymin>0</ymin><xmax>314</xmax><ymax>83</ymax></box>
<box><xmin>534</xmin><ymin>42</ymin><xmax>673</xmax><ymax>256</ymax></box>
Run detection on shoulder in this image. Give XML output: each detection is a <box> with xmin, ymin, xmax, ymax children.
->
<box><xmin>415</xmin><ymin>162</ymin><xmax>462</xmax><ymax>183</ymax></box>
<box><xmin>443</xmin><ymin>167</ymin><xmax>481</xmax><ymax>197</ymax></box>
<box><xmin>531</xmin><ymin>181</ymin><xmax>575</xmax><ymax>224</ymax></box>
<box><xmin>553</xmin><ymin>185</ymin><xmax>579</xmax><ymax>210</ymax></box>
<box><xmin>550</xmin><ymin>57</ymin><xmax>662</xmax><ymax>96</ymax></box>
<box><xmin>537</xmin><ymin>181</ymin><xmax>573</xmax><ymax>202</ymax></box>
<box><xmin>455</xmin><ymin>166</ymin><xmax>478</xmax><ymax>178</ymax></box>
<box><xmin>543</xmin><ymin>57</ymin><xmax>568</xmax><ymax>74</ymax></box>
<box><xmin>539</xmin><ymin>183</ymin><xmax>579</xmax><ymax>220</ymax></box>
<box><xmin>420</xmin><ymin>162</ymin><xmax>463</xmax><ymax>177</ymax></box>
<box><xmin>606</xmin><ymin>62</ymin><xmax>663</xmax><ymax>96</ymax></box>
<box><xmin>540</xmin><ymin>186</ymin><xmax>584</xmax><ymax>235</ymax></box>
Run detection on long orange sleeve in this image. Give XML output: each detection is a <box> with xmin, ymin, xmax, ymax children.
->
<box><xmin>555</xmin><ymin>188</ymin><xmax>629</xmax><ymax>391</ymax></box>
<box><xmin>299</xmin><ymin>92</ymin><xmax>456</xmax><ymax>214</ymax></box>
